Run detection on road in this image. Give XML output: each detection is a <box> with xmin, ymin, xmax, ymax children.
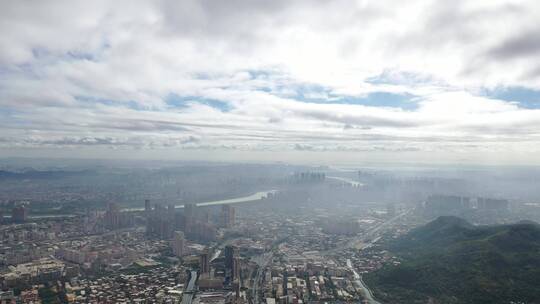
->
<box><xmin>349</xmin><ymin>210</ymin><xmax>410</xmax><ymax>249</ymax></box>
<box><xmin>327</xmin><ymin>210</ymin><xmax>411</xmax><ymax>303</ymax></box>
<box><xmin>250</xmin><ymin>252</ymin><xmax>273</xmax><ymax>304</ymax></box>
<box><xmin>350</xmin><ymin>210</ymin><xmax>411</xmax><ymax>304</ymax></box>
<box><xmin>322</xmin><ymin>210</ymin><xmax>409</xmax><ymax>255</ymax></box>
<box><xmin>210</xmin><ymin>248</ymin><xmax>221</xmax><ymax>262</ymax></box>
<box><xmin>181</xmin><ymin>270</ymin><xmax>198</xmax><ymax>304</ymax></box>
<box><xmin>347</xmin><ymin>259</ymin><xmax>381</xmax><ymax>304</ymax></box>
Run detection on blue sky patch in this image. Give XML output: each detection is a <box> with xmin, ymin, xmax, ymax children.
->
<box><xmin>337</xmin><ymin>92</ymin><xmax>418</xmax><ymax>110</ymax></box>
<box><xmin>248</xmin><ymin>70</ymin><xmax>274</xmax><ymax>79</ymax></box>
<box><xmin>165</xmin><ymin>94</ymin><xmax>232</xmax><ymax>112</ymax></box>
<box><xmin>292</xmin><ymin>87</ymin><xmax>418</xmax><ymax>110</ymax></box>
<box><xmin>263</xmin><ymin>79</ymin><xmax>419</xmax><ymax>110</ymax></box>
<box><xmin>75</xmin><ymin>96</ymin><xmax>146</xmax><ymax>110</ymax></box>
<box><xmin>485</xmin><ymin>87</ymin><xmax>540</xmax><ymax>109</ymax></box>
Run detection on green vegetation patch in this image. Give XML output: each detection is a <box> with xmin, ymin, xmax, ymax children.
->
<box><xmin>365</xmin><ymin>217</ymin><xmax>540</xmax><ymax>304</ymax></box>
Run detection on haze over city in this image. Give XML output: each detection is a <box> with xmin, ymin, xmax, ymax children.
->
<box><xmin>2</xmin><ymin>1</ymin><xmax>540</xmax><ymax>304</ymax></box>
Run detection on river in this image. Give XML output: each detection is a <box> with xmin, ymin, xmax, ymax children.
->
<box><xmin>326</xmin><ymin>176</ymin><xmax>364</xmax><ymax>187</ymax></box>
<box><xmin>16</xmin><ymin>190</ymin><xmax>277</xmax><ymax>218</ymax></box>
<box><xmin>122</xmin><ymin>190</ymin><xmax>277</xmax><ymax>212</ymax></box>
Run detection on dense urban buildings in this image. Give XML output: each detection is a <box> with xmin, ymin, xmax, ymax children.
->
<box><xmin>2</xmin><ymin>0</ymin><xmax>540</xmax><ymax>302</ymax></box>
<box><xmin>1</xmin><ymin>163</ymin><xmax>540</xmax><ymax>303</ymax></box>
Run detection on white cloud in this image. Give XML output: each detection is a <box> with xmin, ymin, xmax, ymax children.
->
<box><xmin>1</xmin><ymin>0</ymin><xmax>540</xmax><ymax>164</ymax></box>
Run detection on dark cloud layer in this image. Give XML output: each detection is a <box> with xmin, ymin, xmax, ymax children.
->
<box><xmin>488</xmin><ymin>29</ymin><xmax>540</xmax><ymax>60</ymax></box>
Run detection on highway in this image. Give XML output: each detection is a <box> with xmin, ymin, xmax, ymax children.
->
<box><xmin>349</xmin><ymin>210</ymin><xmax>410</xmax><ymax>249</ymax></box>
<box><xmin>350</xmin><ymin>210</ymin><xmax>411</xmax><ymax>303</ymax></box>
<box><xmin>181</xmin><ymin>270</ymin><xmax>198</xmax><ymax>304</ymax></box>
<box><xmin>347</xmin><ymin>259</ymin><xmax>381</xmax><ymax>304</ymax></box>
<box><xmin>250</xmin><ymin>252</ymin><xmax>273</xmax><ymax>304</ymax></box>
<box><xmin>329</xmin><ymin>210</ymin><xmax>411</xmax><ymax>303</ymax></box>
<box><xmin>210</xmin><ymin>249</ymin><xmax>221</xmax><ymax>262</ymax></box>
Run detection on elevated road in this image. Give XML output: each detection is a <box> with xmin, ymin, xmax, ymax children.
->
<box><xmin>181</xmin><ymin>270</ymin><xmax>198</xmax><ymax>304</ymax></box>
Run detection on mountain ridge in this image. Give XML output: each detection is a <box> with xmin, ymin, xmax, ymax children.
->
<box><xmin>365</xmin><ymin>216</ymin><xmax>540</xmax><ymax>304</ymax></box>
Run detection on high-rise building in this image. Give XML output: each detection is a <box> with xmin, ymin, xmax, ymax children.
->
<box><xmin>225</xmin><ymin>245</ymin><xmax>239</xmax><ymax>281</ymax></box>
<box><xmin>232</xmin><ymin>257</ymin><xmax>240</xmax><ymax>280</ymax></box>
<box><xmin>146</xmin><ymin>204</ymin><xmax>175</xmax><ymax>239</ymax></box>
<box><xmin>12</xmin><ymin>205</ymin><xmax>28</xmax><ymax>223</ymax></box>
<box><xmin>145</xmin><ymin>199</ymin><xmax>151</xmax><ymax>213</ymax></box>
<box><xmin>104</xmin><ymin>202</ymin><xmax>119</xmax><ymax>229</ymax></box>
<box><xmin>171</xmin><ymin>231</ymin><xmax>185</xmax><ymax>257</ymax></box>
<box><xmin>221</xmin><ymin>205</ymin><xmax>236</xmax><ymax>228</ymax></box>
<box><xmin>200</xmin><ymin>249</ymin><xmax>210</xmax><ymax>274</ymax></box>
<box><xmin>104</xmin><ymin>202</ymin><xmax>134</xmax><ymax>230</ymax></box>
<box><xmin>184</xmin><ymin>203</ymin><xmax>196</xmax><ymax>234</ymax></box>
<box><xmin>224</xmin><ymin>245</ymin><xmax>237</xmax><ymax>270</ymax></box>
<box><xmin>233</xmin><ymin>280</ymin><xmax>240</xmax><ymax>300</ymax></box>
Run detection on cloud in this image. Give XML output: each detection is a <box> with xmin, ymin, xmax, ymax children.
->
<box><xmin>294</xmin><ymin>144</ymin><xmax>314</xmax><ymax>151</ymax></box>
<box><xmin>1</xmin><ymin>0</ymin><xmax>540</xmax><ymax>163</ymax></box>
<box><xmin>488</xmin><ymin>29</ymin><xmax>540</xmax><ymax>60</ymax></box>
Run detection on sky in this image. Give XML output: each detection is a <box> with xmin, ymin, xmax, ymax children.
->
<box><xmin>1</xmin><ymin>0</ymin><xmax>540</xmax><ymax>165</ymax></box>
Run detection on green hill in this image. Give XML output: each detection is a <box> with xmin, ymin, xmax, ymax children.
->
<box><xmin>364</xmin><ymin>216</ymin><xmax>540</xmax><ymax>304</ymax></box>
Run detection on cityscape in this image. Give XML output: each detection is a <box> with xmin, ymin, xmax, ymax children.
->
<box><xmin>2</xmin><ymin>0</ymin><xmax>540</xmax><ymax>303</ymax></box>
<box><xmin>1</xmin><ymin>163</ymin><xmax>539</xmax><ymax>303</ymax></box>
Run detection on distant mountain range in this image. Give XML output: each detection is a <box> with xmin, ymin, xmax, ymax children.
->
<box><xmin>365</xmin><ymin>216</ymin><xmax>540</xmax><ymax>304</ymax></box>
